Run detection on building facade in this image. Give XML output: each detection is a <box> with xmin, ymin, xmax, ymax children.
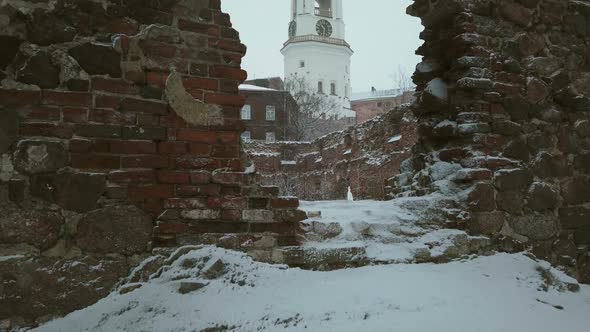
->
<box><xmin>281</xmin><ymin>0</ymin><xmax>354</xmax><ymax>119</ymax></box>
<box><xmin>239</xmin><ymin>84</ymin><xmax>298</xmax><ymax>142</ymax></box>
<box><xmin>351</xmin><ymin>88</ymin><xmax>415</xmax><ymax>124</ymax></box>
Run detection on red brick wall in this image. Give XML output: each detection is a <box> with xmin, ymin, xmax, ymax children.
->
<box><xmin>239</xmin><ymin>89</ymin><xmax>298</xmax><ymax>141</ymax></box>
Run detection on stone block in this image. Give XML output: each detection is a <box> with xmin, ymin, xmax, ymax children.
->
<box><xmin>76</xmin><ymin>205</ymin><xmax>153</xmax><ymax>255</ymax></box>
<box><xmin>494</xmin><ymin>168</ymin><xmax>532</xmax><ymax>191</ymax></box>
<box><xmin>0</xmin><ymin>109</ymin><xmax>19</xmax><ymax>153</ymax></box>
<box><xmin>527</xmin><ymin>182</ymin><xmax>559</xmax><ymax>211</ymax></box>
<box><xmin>508</xmin><ymin>214</ymin><xmax>558</xmax><ymax>241</ymax></box>
<box><xmin>68</xmin><ymin>42</ymin><xmax>122</xmax><ymax>78</ymax></box>
<box><xmin>560</xmin><ymin>207</ymin><xmax>590</xmax><ymax>229</ymax></box>
<box><xmin>13</xmin><ymin>139</ymin><xmax>67</xmax><ymax>174</ymax></box>
<box><xmin>469</xmin><ymin>211</ymin><xmax>504</xmax><ymax>235</ymax></box>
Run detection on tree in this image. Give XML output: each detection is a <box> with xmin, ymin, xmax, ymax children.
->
<box><xmin>390</xmin><ymin>65</ymin><xmax>416</xmax><ymax>104</ymax></box>
<box><xmin>284</xmin><ymin>74</ymin><xmax>340</xmax><ymax>141</ymax></box>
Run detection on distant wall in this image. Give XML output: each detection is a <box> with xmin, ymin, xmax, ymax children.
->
<box><xmin>245</xmin><ymin>106</ymin><xmax>418</xmax><ymax>201</ymax></box>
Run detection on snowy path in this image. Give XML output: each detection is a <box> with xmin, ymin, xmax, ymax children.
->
<box><xmin>35</xmin><ymin>247</ymin><xmax>590</xmax><ymax>332</ymax></box>
<box><xmin>296</xmin><ymin>200</ymin><xmax>490</xmax><ymax>264</ymax></box>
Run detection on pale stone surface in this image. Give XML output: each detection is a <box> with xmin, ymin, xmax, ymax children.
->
<box><xmin>165</xmin><ymin>71</ymin><xmax>223</xmax><ymax>126</ymax></box>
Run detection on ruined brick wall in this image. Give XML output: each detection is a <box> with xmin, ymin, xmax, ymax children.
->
<box><xmin>404</xmin><ymin>0</ymin><xmax>590</xmax><ymax>282</ymax></box>
<box><xmin>245</xmin><ymin>106</ymin><xmax>418</xmax><ymax>201</ymax></box>
<box><xmin>0</xmin><ymin>0</ymin><xmax>304</xmax><ymax>328</ymax></box>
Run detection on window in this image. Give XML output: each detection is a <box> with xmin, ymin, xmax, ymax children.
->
<box><xmin>266</xmin><ymin>132</ymin><xmax>276</xmax><ymax>142</ymax></box>
<box><xmin>345</xmin><ymin>84</ymin><xmax>349</xmax><ymax>98</ymax></box>
<box><xmin>300</xmin><ymin>60</ymin><xmax>305</xmax><ymax>68</ymax></box>
<box><xmin>240</xmin><ymin>105</ymin><xmax>251</xmax><ymax>120</ymax></box>
<box><xmin>318</xmin><ymin>81</ymin><xmax>324</xmax><ymax>94</ymax></box>
<box><xmin>266</xmin><ymin>106</ymin><xmax>276</xmax><ymax>121</ymax></box>
<box><xmin>241</xmin><ymin>131</ymin><xmax>251</xmax><ymax>141</ymax></box>
<box><xmin>330</xmin><ymin>82</ymin><xmax>336</xmax><ymax>95</ymax></box>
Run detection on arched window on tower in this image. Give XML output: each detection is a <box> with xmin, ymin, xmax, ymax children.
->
<box><xmin>315</xmin><ymin>0</ymin><xmax>332</xmax><ymax>17</ymax></box>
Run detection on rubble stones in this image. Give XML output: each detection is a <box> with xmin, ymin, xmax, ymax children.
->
<box><xmin>53</xmin><ymin>169</ymin><xmax>107</xmax><ymax>213</ymax></box>
<box><xmin>12</xmin><ymin>139</ymin><xmax>67</xmax><ymax>174</ymax></box>
<box><xmin>508</xmin><ymin>214</ymin><xmax>558</xmax><ymax>241</ymax></box>
<box><xmin>26</xmin><ymin>9</ymin><xmax>76</xmax><ymax>46</ymax></box>
<box><xmin>469</xmin><ymin>211</ymin><xmax>504</xmax><ymax>235</ymax></box>
<box><xmin>527</xmin><ymin>182</ymin><xmax>560</xmax><ymax>211</ymax></box>
<box><xmin>76</xmin><ymin>205</ymin><xmax>153</xmax><ymax>255</ymax></box>
<box><xmin>15</xmin><ymin>50</ymin><xmax>60</xmax><ymax>89</ymax></box>
<box><xmin>68</xmin><ymin>42</ymin><xmax>122</xmax><ymax>78</ymax></box>
<box><xmin>494</xmin><ymin>168</ymin><xmax>532</xmax><ymax>191</ymax></box>
<box><xmin>201</xmin><ymin>259</ymin><xmax>225</xmax><ymax>279</ymax></box>
<box><xmin>0</xmin><ymin>203</ymin><xmax>64</xmax><ymax>251</ymax></box>
<box><xmin>178</xmin><ymin>281</ymin><xmax>208</xmax><ymax>294</ymax></box>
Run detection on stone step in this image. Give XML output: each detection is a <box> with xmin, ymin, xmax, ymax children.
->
<box><xmin>267</xmin><ymin>230</ymin><xmax>494</xmax><ymax>271</ymax></box>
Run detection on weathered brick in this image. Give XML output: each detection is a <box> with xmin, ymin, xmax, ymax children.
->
<box><xmin>211</xmin><ymin>144</ymin><xmax>239</xmax><ymax>158</ymax></box>
<box><xmin>69</xmin><ymin>138</ymin><xmax>93</xmax><ymax>152</ymax></box>
<box><xmin>209</xmin><ymin>65</ymin><xmax>247</xmax><ymax>81</ymax></box>
<box><xmin>89</xmin><ymin>108</ymin><xmax>136</xmax><ymax>125</ymax></box>
<box><xmin>62</xmin><ymin>107</ymin><xmax>88</xmax><ymax>123</ymax></box>
<box><xmin>128</xmin><ymin>185</ymin><xmax>173</xmax><ymax>201</ymax></box>
<box><xmin>19</xmin><ymin>123</ymin><xmax>73</xmax><ymax>139</ymax></box>
<box><xmin>190</xmin><ymin>171</ymin><xmax>211</xmax><ymax>184</ymax></box>
<box><xmin>109</xmin><ymin>170</ymin><xmax>156</xmax><ymax>183</ymax></box>
<box><xmin>146</xmin><ymin>71</ymin><xmax>169</xmax><ymax>87</ymax></box>
<box><xmin>158</xmin><ymin>141</ymin><xmax>188</xmax><ymax>154</ymax></box>
<box><xmin>176</xmin><ymin>129</ymin><xmax>216</xmax><ymax>143</ymax></box>
<box><xmin>157</xmin><ymin>170</ymin><xmax>190</xmax><ymax>184</ymax></box>
<box><xmin>271</xmin><ymin>197</ymin><xmax>299</xmax><ymax>209</ymax></box>
<box><xmin>92</xmin><ymin>77</ymin><xmax>135</xmax><ymax>94</ymax></box>
<box><xmin>212</xmin><ymin>172</ymin><xmax>250</xmax><ymax>185</ymax></box>
<box><xmin>121</xmin><ymin>97</ymin><xmax>168</xmax><ymax>115</ymax></box>
<box><xmin>178</xmin><ymin>19</ymin><xmax>219</xmax><ymax>35</ymax></box>
<box><xmin>189</xmin><ymin>143</ymin><xmax>211</xmax><ymax>156</ymax></box>
<box><xmin>109</xmin><ymin>140</ymin><xmax>157</xmax><ymax>154</ymax></box>
<box><xmin>95</xmin><ymin>95</ymin><xmax>121</xmax><ymax>109</ymax></box>
<box><xmin>164</xmin><ymin>198</ymin><xmax>206</xmax><ymax>209</ymax></box>
<box><xmin>182</xmin><ymin>77</ymin><xmax>218</xmax><ymax>91</ymax></box>
<box><xmin>24</xmin><ymin>106</ymin><xmax>60</xmax><ymax>121</ymax></box>
<box><xmin>175</xmin><ymin>155</ymin><xmax>209</xmax><ymax>169</ymax></box>
<box><xmin>75</xmin><ymin>124</ymin><xmax>122</xmax><ymax>138</ymax></box>
<box><xmin>71</xmin><ymin>153</ymin><xmax>120</xmax><ymax>169</ymax></box>
<box><xmin>204</xmin><ymin>92</ymin><xmax>246</xmax><ymax>106</ymax></box>
<box><xmin>122</xmin><ymin>126</ymin><xmax>167</xmax><ymax>140</ymax></box>
<box><xmin>42</xmin><ymin>91</ymin><xmax>92</xmax><ymax>107</ymax></box>
<box><xmin>176</xmin><ymin>184</ymin><xmax>221</xmax><ymax>197</ymax></box>
<box><xmin>122</xmin><ymin>155</ymin><xmax>169</xmax><ymax>169</ymax></box>
<box><xmin>0</xmin><ymin>88</ymin><xmax>41</xmax><ymax>104</ymax></box>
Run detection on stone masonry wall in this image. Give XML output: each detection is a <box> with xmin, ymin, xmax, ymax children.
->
<box><xmin>0</xmin><ymin>0</ymin><xmax>304</xmax><ymax>328</ymax></box>
<box><xmin>245</xmin><ymin>106</ymin><xmax>418</xmax><ymax>201</ymax></box>
<box><xmin>403</xmin><ymin>0</ymin><xmax>590</xmax><ymax>283</ymax></box>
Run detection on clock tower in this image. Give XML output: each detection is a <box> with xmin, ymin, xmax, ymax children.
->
<box><xmin>281</xmin><ymin>0</ymin><xmax>354</xmax><ymax>119</ymax></box>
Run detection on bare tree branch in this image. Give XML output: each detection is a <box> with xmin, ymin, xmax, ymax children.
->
<box><xmin>284</xmin><ymin>74</ymin><xmax>340</xmax><ymax>141</ymax></box>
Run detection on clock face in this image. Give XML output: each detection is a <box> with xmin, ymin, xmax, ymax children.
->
<box><xmin>316</xmin><ymin>19</ymin><xmax>333</xmax><ymax>37</ymax></box>
<box><xmin>288</xmin><ymin>21</ymin><xmax>297</xmax><ymax>38</ymax></box>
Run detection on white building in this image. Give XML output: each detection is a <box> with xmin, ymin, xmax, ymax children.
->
<box><xmin>281</xmin><ymin>0</ymin><xmax>354</xmax><ymax>119</ymax></box>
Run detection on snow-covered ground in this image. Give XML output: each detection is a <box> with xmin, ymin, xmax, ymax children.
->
<box><xmin>32</xmin><ymin>200</ymin><xmax>590</xmax><ymax>331</ymax></box>
<box><xmin>35</xmin><ymin>247</ymin><xmax>590</xmax><ymax>332</ymax></box>
<box><xmin>298</xmin><ymin>200</ymin><xmax>490</xmax><ymax>263</ymax></box>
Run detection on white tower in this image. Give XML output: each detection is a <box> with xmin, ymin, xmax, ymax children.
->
<box><xmin>281</xmin><ymin>0</ymin><xmax>354</xmax><ymax>118</ymax></box>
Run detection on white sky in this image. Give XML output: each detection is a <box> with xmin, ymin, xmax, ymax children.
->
<box><xmin>221</xmin><ymin>0</ymin><xmax>423</xmax><ymax>93</ymax></box>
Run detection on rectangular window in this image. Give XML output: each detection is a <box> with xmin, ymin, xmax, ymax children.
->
<box><xmin>266</xmin><ymin>106</ymin><xmax>276</xmax><ymax>121</ymax></box>
<box><xmin>330</xmin><ymin>82</ymin><xmax>336</xmax><ymax>95</ymax></box>
<box><xmin>241</xmin><ymin>131</ymin><xmax>251</xmax><ymax>141</ymax></box>
<box><xmin>318</xmin><ymin>81</ymin><xmax>324</xmax><ymax>94</ymax></box>
<box><xmin>240</xmin><ymin>105</ymin><xmax>251</xmax><ymax>120</ymax></box>
<box><xmin>300</xmin><ymin>61</ymin><xmax>305</xmax><ymax>68</ymax></box>
<box><xmin>345</xmin><ymin>84</ymin><xmax>349</xmax><ymax>98</ymax></box>
<box><xmin>266</xmin><ymin>132</ymin><xmax>276</xmax><ymax>142</ymax></box>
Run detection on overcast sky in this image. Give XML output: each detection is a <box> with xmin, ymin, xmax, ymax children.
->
<box><xmin>221</xmin><ymin>0</ymin><xmax>423</xmax><ymax>93</ymax></box>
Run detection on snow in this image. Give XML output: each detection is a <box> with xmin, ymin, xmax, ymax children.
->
<box><xmin>388</xmin><ymin>134</ymin><xmax>402</xmax><ymax>143</ymax></box>
<box><xmin>281</xmin><ymin>160</ymin><xmax>297</xmax><ymax>166</ymax></box>
<box><xmin>425</xmin><ymin>78</ymin><xmax>448</xmax><ymax>100</ymax></box>
<box><xmin>238</xmin><ymin>84</ymin><xmax>277</xmax><ymax>91</ymax></box>
<box><xmin>0</xmin><ymin>255</ymin><xmax>24</xmax><ymax>262</ymax></box>
<box><xmin>35</xmin><ymin>246</ymin><xmax>590</xmax><ymax>332</ymax></box>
